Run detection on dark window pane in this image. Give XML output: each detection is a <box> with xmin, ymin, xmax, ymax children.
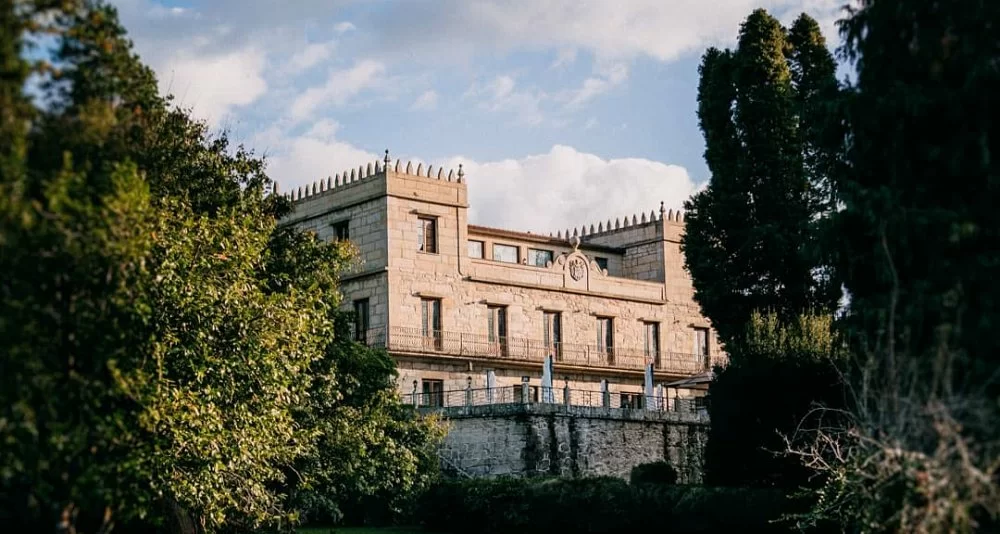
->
<box><xmin>332</xmin><ymin>220</ymin><xmax>350</xmax><ymax>241</ymax></box>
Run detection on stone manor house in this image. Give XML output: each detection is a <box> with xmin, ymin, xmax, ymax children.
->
<box><xmin>278</xmin><ymin>152</ymin><xmax>725</xmax><ymax>412</ymax></box>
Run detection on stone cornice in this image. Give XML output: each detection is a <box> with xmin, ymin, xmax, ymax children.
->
<box><xmin>468</xmin><ymin>225</ymin><xmax>624</xmax><ymax>254</ymax></box>
<box><xmin>465</xmin><ymin>274</ymin><xmax>668</xmax><ymax>305</ymax></box>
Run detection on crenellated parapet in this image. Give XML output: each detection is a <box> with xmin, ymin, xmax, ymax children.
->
<box><xmin>546</xmin><ymin>201</ymin><xmax>686</xmax><ymax>242</ymax></box>
<box><xmin>275</xmin><ymin>149</ymin><xmax>466</xmax><ymax>204</ymax></box>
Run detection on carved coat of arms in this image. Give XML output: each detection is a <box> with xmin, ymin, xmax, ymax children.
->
<box><xmin>568</xmin><ymin>257</ymin><xmax>586</xmax><ymax>281</ymax></box>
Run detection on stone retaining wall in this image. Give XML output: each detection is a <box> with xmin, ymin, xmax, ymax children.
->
<box><xmin>432</xmin><ymin>403</ymin><xmax>708</xmax><ymax>483</ymax></box>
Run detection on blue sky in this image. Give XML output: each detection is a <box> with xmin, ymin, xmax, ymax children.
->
<box><xmin>112</xmin><ymin>0</ymin><xmax>846</xmax><ymax>233</ymax></box>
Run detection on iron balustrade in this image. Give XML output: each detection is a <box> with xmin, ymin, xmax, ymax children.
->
<box><xmin>357</xmin><ymin>326</ymin><xmax>725</xmax><ymax>374</ymax></box>
<box><xmin>399</xmin><ymin>385</ymin><xmax>707</xmax><ymax>414</ymax></box>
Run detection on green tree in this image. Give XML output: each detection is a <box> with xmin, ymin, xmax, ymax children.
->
<box><xmin>1</xmin><ymin>2</ymin><xmax>441</xmax><ymax>532</ymax></box>
<box><xmin>788</xmin><ymin>0</ymin><xmax>1000</xmax><ymax>531</ymax></box>
<box><xmin>289</xmin><ymin>315</ymin><xmax>445</xmax><ymax>526</ymax></box>
<box><xmin>682</xmin><ymin>9</ymin><xmax>843</xmax><ymax>352</ymax></box>
<box><xmin>704</xmin><ymin>312</ymin><xmax>845</xmax><ymax>489</ymax></box>
<box><xmin>0</xmin><ymin>0</ymin><xmax>31</xmax><ymax>181</ymax></box>
<box><xmin>266</xmin><ymin>226</ymin><xmax>445</xmax><ymax>528</ymax></box>
<box><xmin>834</xmin><ymin>0</ymin><xmax>1000</xmax><ymax>402</ymax></box>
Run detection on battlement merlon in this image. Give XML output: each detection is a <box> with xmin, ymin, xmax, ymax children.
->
<box><xmin>277</xmin><ymin>150</ymin><xmax>468</xmax><ymax>226</ymax></box>
<box><xmin>273</xmin><ymin>149</ymin><xmax>685</xmax><ymax>247</ymax></box>
<box><xmin>558</xmin><ymin>202</ymin><xmax>685</xmax><ymax>250</ymax></box>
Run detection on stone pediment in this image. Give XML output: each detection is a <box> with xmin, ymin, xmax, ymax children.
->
<box><xmin>550</xmin><ymin>236</ymin><xmax>607</xmax><ymax>291</ymax></box>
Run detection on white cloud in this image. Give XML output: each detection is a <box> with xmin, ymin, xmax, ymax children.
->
<box><xmin>376</xmin><ymin>0</ymin><xmax>846</xmax><ymax>64</ymax></box>
<box><xmin>410</xmin><ymin>90</ymin><xmax>439</xmax><ymax>111</ymax></box>
<box><xmin>156</xmin><ymin>47</ymin><xmax>268</xmax><ymax>127</ymax></box>
<box><xmin>334</xmin><ymin>21</ymin><xmax>357</xmax><ymax>33</ymax></box>
<box><xmin>261</xmin><ymin>124</ymin><xmax>380</xmax><ymax>193</ymax></box>
<box><xmin>562</xmin><ymin>63</ymin><xmax>628</xmax><ymax>108</ymax></box>
<box><xmin>113</xmin><ymin>0</ymin><xmax>847</xmax><ymax>135</ymax></box>
<box><xmin>289</xmin><ymin>60</ymin><xmax>386</xmax><ymax>120</ymax></box>
<box><xmin>287</xmin><ymin>41</ymin><xmax>337</xmax><ymax>74</ymax></box>
<box><xmin>305</xmin><ymin>118</ymin><xmax>341</xmax><ymax>140</ymax></box>
<box><xmin>465</xmin><ymin>75</ymin><xmax>547</xmax><ymax>126</ymax></box>
<box><xmin>267</xmin><ymin>137</ymin><xmax>698</xmax><ymax>233</ymax></box>
<box><xmin>550</xmin><ymin>47</ymin><xmax>577</xmax><ymax>69</ymax></box>
<box><xmin>450</xmin><ymin>146</ymin><xmax>698</xmax><ymax>232</ymax></box>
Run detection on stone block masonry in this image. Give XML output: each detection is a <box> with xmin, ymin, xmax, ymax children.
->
<box><xmin>278</xmin><ymin>152</ymin><xmax>725</xmax><ymax>402</ymax></box>
<box><xmin>433</xmin><ymin>403</ymin><xmax>708</xmax><ymax>483</ymax></box>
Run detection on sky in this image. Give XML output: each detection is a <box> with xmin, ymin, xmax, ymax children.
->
<box><xmin>110</xmin><ymin>0</ymin><xmax>848</xmax><ymax>234</ymax></box>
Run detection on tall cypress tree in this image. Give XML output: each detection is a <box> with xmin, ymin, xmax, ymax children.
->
<box><xmin>682</xmin><ymin>9</ymin><xmax>843</xmax><ymax>354</ymax></box>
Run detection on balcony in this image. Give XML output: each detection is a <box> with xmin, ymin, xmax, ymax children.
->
<box><xmin>402</xmin><ymin>385</ymin><xmax>707</xmax><ymax>412</ymax></box>
<box><xmin>358</xmin><ymin>326</ymin><xmax>726</xmax><ymax>375</ymax></box>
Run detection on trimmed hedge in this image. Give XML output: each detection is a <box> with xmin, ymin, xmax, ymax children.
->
<box><xmin>629</xmin><ymin>461</ymin><xmax>679</xmax><ymax>485</ymax></box>
<box><xmin>415</xmin><ymin>477</ymin><xmax>799</xmax><ymax>533</ymax></box>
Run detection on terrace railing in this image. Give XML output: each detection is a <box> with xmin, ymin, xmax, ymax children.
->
<box><xmin>358</xmin><ymin>326</ymin><xmax>726</xmax><ymax>374</ymax></box>
<box><xmin>400</xmin><ymin>385</ymin><xmax>708</xmax><ymax>415</ymax></box>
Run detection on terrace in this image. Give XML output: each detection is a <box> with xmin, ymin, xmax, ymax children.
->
<box><xmin>359</xmin><ymin>326</ymin><xmax>727</xmax><ymax>375</ymax></box>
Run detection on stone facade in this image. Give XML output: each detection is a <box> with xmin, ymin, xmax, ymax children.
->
<box><xmin>279</xmin><ymin>155</ymin><xmax>724</xmax><ymax>403</ymax></box>
<box><xmin>433</xmin><ymin>403</ymin><xmax>708</xmax><ymax>484</ymax></box>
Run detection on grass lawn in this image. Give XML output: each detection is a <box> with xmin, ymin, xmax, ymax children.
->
<box><xmin>298</xmin><ymin>527</ymin><xmax>423</xmax><ymax>534</ymax></box>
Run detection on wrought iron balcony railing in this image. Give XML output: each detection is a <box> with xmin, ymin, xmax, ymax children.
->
<box><xmin>357</xmin><ymin>326</ymin><xmax>726</xmax><ymax>374</ymax></box>
<box><xmin>401</xmin><ymin>385</ymin><xmax>708</xmax><ymax>415</ymax></box>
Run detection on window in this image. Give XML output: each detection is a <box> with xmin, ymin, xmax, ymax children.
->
<box><xmin>421</xmin><ymin>298</ymin><xmax>442</xmax><ymax>350</ymax></box>
<box><xmin>468</xmin><ymin>240</ymin><xmax>484</xmax><ymax>259</ymax></box>
<box><xmin>417</xmin><ymin>217</ymin><xmax>437</xmax><ymax>253</ymax></box>
<box><xmin>596</xmin><ymin>317</ymin><xmax>614</xmax><ymax>362</ymax></box>
<box><xmin>528</xmin><ymin>248</ymin><xmax>553</xmax><ymax>267</ymax></box>
<box><xmin>492</xmin><ymin>243</ymin><xmax>519</xmax><ymax>263</ymax></box>
<box><xmin>421</xmin><ymin>379</ymin><xmax>444</xmax><ymax>407</ymax></box>
<box><xmin>620</xmin><ymin>392</ymin><xmax>644</xmax><ymax>410</ymax></box>
<box><xmin>332</xmin><ymin>220</ymin><xmax>350</xmax><ymax>241</ymax></box>
<box><xmin>543</xmin><ymin>311</ymin><xmax>562</xmax><ymax>359</ymax></box>
<box><xmin>695</xmin><ymin>327</ymin><xmax>710</xmax><ymax>369</ymax></box>
<box><xmin>595</xmin><ymin>256</ymin><xmax>609</xmax><ymax>271</ymax></box>
<box><xmin>353</xmin><ymin>298</ymin><xmax>370</xmax><ymax>343</ymax></box>
<box><xmin>519</xmin><ymin>383</ymin><xmax>540</xmax><ymax>403</ymax></box>
<box><xmin>644</xmin><ymin>322</ymin><xmax>661</xmax><ymax>367</ymax></box>
<box><xmin>487</xmin><ymin>305</ymin><xmax>508</xmax><ymax>356</ymax></box>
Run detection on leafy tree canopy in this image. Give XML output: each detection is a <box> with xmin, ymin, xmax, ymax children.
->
<box><xmin>0</xmin><ymin>2</ymin><xmax>441</xmax><ymax>532</ymax></box>
<box><xmin>682</xmin><ymin>9</ymin><xmax>844</xmax><ymax>355</ymax></box>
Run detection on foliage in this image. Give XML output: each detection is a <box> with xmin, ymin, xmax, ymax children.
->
<box><xmin>705</xmin><ymin>312</ymin><xmax>846</xmax><ymax>489</ymax></box>
<box><xmin>0</xmin><ymin>122</ymin><xmax>343</xmax><ymax>534</ymax></box>
<box><xmin>682</xmin><ymin>9</ymin><xmax>843</xmax><ymax>353</ymax></box>
<box><xmin>629</xmin><ymin>461</ymin><xmax>678</xmax><ymax>486</ymax></box>
<box><xmin>0</xmin><ymin>0</ymin><xmax>32</xmax><ymax>182</ymax></box>
<box><xmin>416</xmin><ymin>477</ymin><xmax>797</xmax><ymax>534</ymax></box>
<box><xmin>1</xmin><ymin>1</ymin><xmax>441</xmax><ymax>532</ymax></box>
<box><xmin>289</xmin><ymin>313</ymin><xmax>445</xmax><ymax>528</ymax></box>
<box><xmin>785</xmin><ymin>0</ymin><xmax>1000</xmax><ymax>531</ymax></box>
<box><xmin>732</xmin><ymin>310</ymin><xmax>840</xmax><ymax>365</ymax></box>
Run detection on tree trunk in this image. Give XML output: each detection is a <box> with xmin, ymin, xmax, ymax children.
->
<box><xmin>165</xmin><ymin>499</ymin><xmax>203</xmax><ymax>534</ymax></box>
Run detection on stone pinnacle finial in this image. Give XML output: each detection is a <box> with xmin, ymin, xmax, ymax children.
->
<box><xmin>660</xmin><ymin>201</ymin><xmax>666</xmax><ymax>217</ymax></box>
<box><xmin>384</xmin><ymin>149</ymin><xmax>390</xmax><ymax>169</ymax></box>
<box><xmin>457</xmin><ymin>163</ymin><xmax>465</xmax><ymax>180</ymax></box>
